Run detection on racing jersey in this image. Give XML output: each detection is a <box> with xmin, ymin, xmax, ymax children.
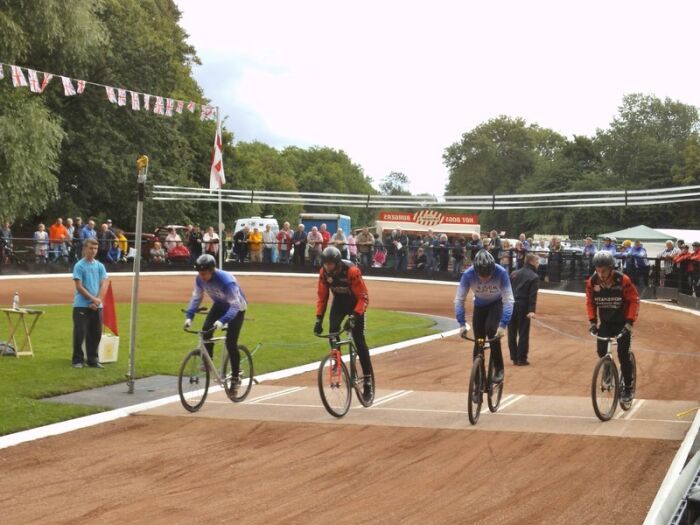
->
<box><xmin>585</xmin><ymin>270</ymin><xmax>639</xmax><ymax>325</ymax></box>
<box><xmin>454</xmin><ymin>265</ymin><xmax>514</xmax><ymax>327</ymax></box>
<box><xmin>316</xmin><ymin>261</ymin><xmax>369</xmax><ymax>317</ymax></box>
<box><xmin>186</xmin><ymin>269</ymin><xmax>248</xmax><ymax>324</ymax></box>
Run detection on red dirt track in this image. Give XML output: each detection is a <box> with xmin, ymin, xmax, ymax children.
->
<box><xmin>1</xmin><ymin>273</ymin><xmax>699</xmax><ymax>524</ymax></box>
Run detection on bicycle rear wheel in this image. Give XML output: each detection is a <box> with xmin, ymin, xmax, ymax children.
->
<box><xmin>619</xmin><ymin>351</ymin><xmax>636</xmax><ymax>411</ymax></box>
<box><xmin>351</xmin><ymin>348</ymin><xmax>375</xmax><ymax>407</ymax></box>
<box><xmin>487</xmin><ymin>356</ymin><xmax>504</xmax><ymax>413</ymax></box>
<box><xmin>318</xmin><ymin>352</ymin><xmax>351</xmax><ymax>418</ymax></box>
<box><xmin>468</xmin><ymin>357</ymin><xmax>485</xmax><ymax>425</ymax></box>
<box><xmin>178</xmin><ymin>349</ymin><xmax>210</xmax><ymax>412</ymax></box>
<box><xmin>591</xmin><ymin>356</ymin><xmax>619</xmax><ymax>421</ymax></box>
<box><xmin>222</xmin><ymin>345</ymin><xmax>254</xmax><ymax>402</ymax></box>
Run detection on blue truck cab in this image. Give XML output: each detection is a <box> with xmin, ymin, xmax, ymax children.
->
<box><xmin>299</xmin><ymin>213</ymin><xmax>352</xmax><ymax>236</ymax></box>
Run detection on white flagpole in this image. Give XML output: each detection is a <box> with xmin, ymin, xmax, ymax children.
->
<box><xmin>216</xmin><ymin>106</ymin><xmax>224</xmax><ymax>268</ymax></box>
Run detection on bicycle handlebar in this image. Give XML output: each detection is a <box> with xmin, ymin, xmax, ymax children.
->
<box><xmin>460</xmin><ymin>330</ymin><xmax>503</xmax><ymax>344</ymax></box>
<box><xmin>183</xmin><ymin>326</ymin><xmax>227</xmax><ymax>336</ymax></box>
<box><xmin>590</xmin><ymin>331</ymin><xmax>626</xmax><ymax>342</ymax></box>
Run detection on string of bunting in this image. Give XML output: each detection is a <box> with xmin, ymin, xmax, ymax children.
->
<box><xmin>0</xmin><ymin>62</ymin><xmax>216</xmax><ymax>120</ymax></box>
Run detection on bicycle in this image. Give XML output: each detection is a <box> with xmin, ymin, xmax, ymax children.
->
<box><xmin>178</xmin><ymin>319</ymin><xmax>256</xmax><ymax>412</ymax></box>
<box><xmin>590</xmin><ymin>331</ymin><xmax>637</xmax><ymax>421</ymax></box>
<box><xmin>461</xmin><ymin>325</ymin><xmax>504</xmax><ymax>425</ymax></box>
<box><xmin>315</xmin><ymin>325</ymin><xmax>375</xmax><ymax>418</ymax></box>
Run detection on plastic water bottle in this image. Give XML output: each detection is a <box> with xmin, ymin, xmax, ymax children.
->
<box><xmin>12</xmin><ymin>292</ymin><xmax>20</xmax><ymax>310</ymax></box>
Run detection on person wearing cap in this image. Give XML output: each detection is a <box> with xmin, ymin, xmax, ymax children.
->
<box><xmin>184</xmin><ymin>254</ymin><xmax>248</xmax><ymax>399</ymax></box>
<box><xmin>673</xmin><ymin>244</ymin><xmax>694</xmax><ymax>295</ymax></box>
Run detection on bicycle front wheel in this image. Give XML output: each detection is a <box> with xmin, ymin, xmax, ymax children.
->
<box><xmin>619</xmin><ymin>351</ymin><xmax>637</xmax><ymax>411</ymax></box>
<box><xmin>487</xmin><ymin>356</ymin><xmax>503</xmax><ymax>413</ymax></box>
<box><xmin>222</xmin><ymin>345</ymin><xmax>254</xmax><ymax>402</ymax></box>
<box><xmin>178</xmin><ymin>349</ymin><xmax>210</xmax><ymax>412</ymax></box>
<box><xmin>318</xmin><ymin>353</ymin><xmax>351</xmax><ymax>418</ymax></box>
<box><xmin>468</xmin><ymin>357</ymin><xmax>485</xmax><ymax>425</ymax></box>
<box><xmin>591</xmin><ymin>356</ymin><xmax>619</xmax><ymax>421</ymax></box>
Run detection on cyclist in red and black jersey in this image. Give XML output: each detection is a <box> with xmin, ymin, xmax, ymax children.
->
<box><xmin>585</xmin><ymin>251</ymin><xmax>640</xmax><ymax>403</ymax></box>
<box><xmin>314</xmin><ymin>246</ymin><xmax>373</xmax><ymax>395</ymax></box>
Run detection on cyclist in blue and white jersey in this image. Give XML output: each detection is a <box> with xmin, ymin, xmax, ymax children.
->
<box><xmin>455</xmin><ymin>249</ymin><xmax>514</xmax><ymax>383</ymax></box>
<box><xmin>183</xmin><ymin>254</ymin><xmax>248</xmax><ymax>396</ymax></box>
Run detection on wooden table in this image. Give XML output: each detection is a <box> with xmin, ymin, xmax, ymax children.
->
<box><xmin>1</xmin><ymin>308</ymin><xmax>44</xmax><ymax>358</ymax></box>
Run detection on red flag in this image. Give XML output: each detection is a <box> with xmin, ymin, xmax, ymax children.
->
<box><xmin>102</xmin><ymin>281</ymin><xmax>119</xmax><ymax>336</ymax></box>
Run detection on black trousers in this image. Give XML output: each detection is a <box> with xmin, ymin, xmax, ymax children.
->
<box><xmin>508</xmin><ymin>303</ymin><xmax>531</xmax><ymax>363</ymax></box>
<box><xmin>597</xmin><ymin>323</ymin><xmax>632</xmax><ymax>387</ymax></box>
<box><xmin>72</xmin><ymin>307</ymin><xmax>102</xmax><ymax>365</ymax></box>
<box><xmin>472</xmin><ymin>300</ymin><xmax>504</xmax><ymax>373</ymax></box>
<box><xmin>328</xmin><ymin>299</ymin><xmax>372</xmax><ymax>378</ymax></box>
<box><xmin>202</xmin><ymin>304</ymin><xmax>245</xmax><ymax>376</ymax></box>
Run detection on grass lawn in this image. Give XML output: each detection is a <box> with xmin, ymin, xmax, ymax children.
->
<box><xmin>0</xmin><ymin>303</ymin><xmax>439</xmax><ymax>435</ymax></box>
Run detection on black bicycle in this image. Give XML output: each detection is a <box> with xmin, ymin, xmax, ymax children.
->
<box><xmin>590</xmin><ymin>331</ymin><xmax>636</xmax><ymax>421</ymax></box>
<box><xmin>461</xmin><ymin>326</ymin><xmax>504</xmax><ymax>425</ymax></box>
<box><xmin>315</xmin><ymin>325</ymin><xmax>375</xmax><ymax>418</ymax></box>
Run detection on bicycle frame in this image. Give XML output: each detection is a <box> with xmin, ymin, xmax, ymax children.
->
<box><xmin>317</xmin><ymin>330</ymin><xmax>357</xmax><ymax>385</ymax></box>
<box><xmin>184</xmin><ymin>328</ymin><xmax>228</xmax><ymax>385</ymax></box>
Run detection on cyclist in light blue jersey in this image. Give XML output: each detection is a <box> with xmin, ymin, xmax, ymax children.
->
<box><xmin>184</xmin><ymin>254</ymin><xmax>248</xmax><ymax>396</ymax></box>
<box><xmin>455</xmin><ymin>249</ymin><xmax>515</xmax><ymax>383</ymax></box>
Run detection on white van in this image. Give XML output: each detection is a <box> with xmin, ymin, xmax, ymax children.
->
<box><xmin>233</xmin><ymin>216</ymin><xmax>279</xmax><ymax>235</ymax></box>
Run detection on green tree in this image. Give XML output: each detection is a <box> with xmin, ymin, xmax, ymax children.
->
<box><xmin>379</xmin><ymin>171</ymin><xmax>411</xmax><ymax>196</ymax></box>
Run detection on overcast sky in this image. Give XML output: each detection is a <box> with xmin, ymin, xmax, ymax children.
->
<box><xmin>176</xmin><ymin>0</ymin><xmax>700</xmax><ymax>196</ymax></box>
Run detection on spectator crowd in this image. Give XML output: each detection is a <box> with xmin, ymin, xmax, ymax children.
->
<box><xmin>1</xmin><ymin>217</ymin><xmax>699</xmax><ymax>298</ymax></box>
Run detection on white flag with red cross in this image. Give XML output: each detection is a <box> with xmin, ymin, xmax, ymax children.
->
<box><xmin>10</xmin><ymin>65</ymin><xmax>27</xmax><ymax>87</ymax></box>
<box><xmin>61</xmin><ymin>76</ymin><xmax>76</xmax><ymax>96</ymax></box>
<box><xmin>209</xmin><ymin>115</ymin><xmax>225</xmax><ymax>190</ymax></box>
<box><xmin>0</xmin><ymin>64</ymin><xmax>4</xmax><ymax>79</ymax></box>
<box><xmin>76</xmin><ymin>80</ymin><xmax>85</xmax><ymax>94</ymax></box>
<box><xmin>117</xmin><ymin>88</ymin><xmax>127</xmax><ymax>106</ymax></box>
<box><xmin>27</xmin><ymin>69</ymin><xmax>41</xmax><ymax>92</ymax></box>
<box><xmin>40</xmin><ymin>73</ymin><xmax>53</xmax><ymax>93</ymax></box>
<box><xmin>130</xmin><ymin>91</ymin><xmax>140</xmax><ymax>110</ymax></box>
<box><xmin>105</xmin><ymin>86</ymin><xmax>118</xmax><ymax>103</ymax></box>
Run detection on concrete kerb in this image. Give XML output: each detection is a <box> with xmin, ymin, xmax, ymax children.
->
<box><xmin>0</xmin><ymin>325</ymin><xmax>460</xmax><ymax>451</ymax></box>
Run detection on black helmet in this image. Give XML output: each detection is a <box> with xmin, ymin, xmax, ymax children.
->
<box><xmin>472</xmin><ymin>249</ymin><xmax>495</xmax><ymax>278</ymax></box>
<box><xmin>592</xmin><ymin>251</ymin><xmax>614</xmax><ymax>268</ymax></box>
<box><xmin>194</xmin><ymin>253</ymin><xmax>216</xmax><ymax>271</ymax></box>
<box><xmin>321</xmin><ymin>246</ymin><xmax>342</xmax><ymax>270</ymax></box>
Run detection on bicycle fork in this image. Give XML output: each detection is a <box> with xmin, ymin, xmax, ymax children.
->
<box><xmin>330</xmin><ymin>348</ymin><xmax>342</xmax><ymax>386</ymax></box>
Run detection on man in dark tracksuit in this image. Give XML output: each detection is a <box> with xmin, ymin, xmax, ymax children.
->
<box><xmin>508</xmin><ymin>253</ymin><xmax>540</xmax><ymax>366</ymax></box>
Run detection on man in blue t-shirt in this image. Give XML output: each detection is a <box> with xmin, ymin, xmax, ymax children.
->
<box><xmin>72</xmin><ymin>238</ymin><xmax>108</xmax><ymax>368</ymax></box>
<box><xmin>455</xmin><ymin>249</ymin><xmax>515</xmax><ymax>383</ymax></box>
